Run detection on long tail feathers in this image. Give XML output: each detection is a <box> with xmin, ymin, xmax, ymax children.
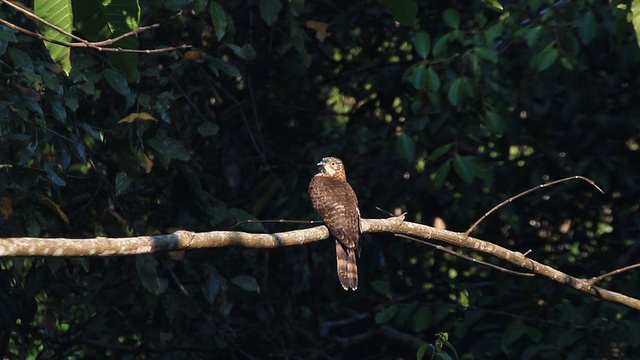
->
<box><xmin>335</xmin><ymin>240</ymin><xmax>358</xmax><ymax>290</ymax></box>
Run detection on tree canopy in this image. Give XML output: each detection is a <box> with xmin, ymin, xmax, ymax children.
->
<box><xmin>1</xmin><ymin>0</ymin><xmax>640</xmax><ymax>358</ymax></box>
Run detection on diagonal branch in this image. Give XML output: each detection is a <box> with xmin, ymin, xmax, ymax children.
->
<box><xmin>0</xmin><ymin>215</ymin><xmax>638</xmax><ymax>310</ymax></box>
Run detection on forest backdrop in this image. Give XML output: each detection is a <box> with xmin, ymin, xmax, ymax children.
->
<box><xmin>1</xmin><ymin>0</ymin><xmax>640</xmax><ymax>358</ymax></box>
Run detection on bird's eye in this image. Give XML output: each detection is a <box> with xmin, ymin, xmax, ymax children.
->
<box><xmin>330</xmin><ymin>161</ymin><xmax>336</xmax><ymax>166</ymax></box>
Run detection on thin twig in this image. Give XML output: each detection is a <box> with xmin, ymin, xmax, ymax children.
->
<box><xmin>396</xmin><ymin>234</ymin><xmax>535</xmax><ymax>277</ymax></box>
<box><xmin>588</xmin><ymin>263</ymin><xmax>640</xmax><ymax>286</ymax></box>
<box><xmin>465</xmin><ymin>176</ymin><xmax>604</xmax><ymax>235</ymax></box>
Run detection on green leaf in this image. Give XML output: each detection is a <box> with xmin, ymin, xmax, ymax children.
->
<box><xmin>412</xmin><ymin>307</ymin><xmax>430</xmax><ymax>332</ymax></box>
<box><xmin>259</xmin><ymin>0</ymin><xmax>282</xmax><ymax>26</ymax></box>
<box><xmin>231</xmin><ymin>275</ymin><xmax>261</xmax><ymax>293</ymax></box>
<box><xmin>447</xmin><ymin>78</ymin><xmax>464</xmax><ymax>106</ymax></box>
<box><xmin>208</xmin><ymin>58</ymin><xmax>241</xmax><ymax>77</ymax></box>
<box><xmin>431</xmin><ymin>143</ymin><xmax>452</xmax><ymax>161</ymax></box>
<box><xmin>227</xmin><ymin>208</ymin><xmax>265</xmax><ymax>232</ymax></box>
<box><xmin>409</xmin><ymin>63</ymin><xmax>427</xmax><ymax>90</ymax></box>
<box><xmin>502</xmin><ymin>319</ymin><xmax>525</xmax><ymax>346</ymax></box>
<box><xmin>135</xmin><ymin>255</ymin><xmax>168</xmax><ymax>295</ymax></box>
<box><xmin>433</xmin><ymin>160</ymin><xmax>451</xmax><ymax>188</ymax></box>
<box><xmin>7</xmin><ymin>48</ymin><xmax>34</xmax><ymax>72</ymax></box>
<box><xmin>226</xmin><ymin>44</ymin><xmax>257</xmax><ymax>60</ymax></box>
<box><xmin>378</xmin><ymin>0</ymin><xmax>418</xmax><ymax>29</ymax></box>
<box><xmin>425</xmin><ymin>66</ymin><xmax>440</xmax><ymax>93</ymax></box>
<box><xmin>202</xmin><ymin>273</ymin><xmax>222</xmax><ymax>304</ymax></box>
<box><xmin>44</xmin><ymin>163</ymin><xmax>66</xmax><ymax>186</ymax></box>
<box><xmin>73</xmin><ymin>0</ymin><xmax>140</xmax><ymax>77</ymax></box>
<box><xmin>476</xmin><ymin>46</ymin><xmax>498</xmax><ymax>63</ymax></box>
<box><xmin>115</xmin><ymin>171</ymin><xmax>132</xmax><ymax>195</ymax></box>
<box><xmin>290</xmin><ymin>20</ymin><xmax>311</xmax><ymax>67</ymax></box>
<box><xmin>633</xmin><ymin>0</ymin><xmax>640</xmax><ymax>48</ymax></box>
<box><xmin>397</xmin><ymin>302</ymin><xmax>418</xmax><ymax>325</ymax></box>
<box><xmin>524</xmin><ymin>26</ymin><xmax>543</xmax><ymax>48</ymax></box>
<box><xmin>485</xmin><ymin>110</ymin><xmax>505</xmax><ymax>135</ymax></box>
<box><xmin>198</xmin><ymin>122</ymin><xmax>220</xmax><ymax>136</ymax></box>
<box><xmin>148</xmin><ymin>130</ymin><xmax>191</xmax><ymax>167</ymax></box>
<box><xmin>413</xmin><ymin>31</ymin><xmax>430</xmax><ymax>58</ymax></box>
<box><xmin>210</xmin><ymin>1</ymin><xmax>228</xmax><ymax>40</ymax></box>
<box><xmin>396</xmin><ymin>132</ymin><xmax>415</xmax><ymax>162</ymax></box>
<box><xmin>453</xmin><ymin>155</ymin><xmax>473</xmax><ymax>183</ymax></box>
<box><xmin>34</xmin><ymin>0</ymin><xmax>72</xmax><ymax>74</ymax></box>
<box><xmin>103</xmin><ymin>68</ymin><xmax>131</xmax><ymax>96</ymax></box>
<box><xmin>532</xmin><ymin>43</ymin><xmax>558</xmax><ymax>71</ymax></box>
<box><xmin>416</xmin><ymin>344</ymin><xmax>431</xmax><ymax>360</ymax></box>
<box><xmin>481</xmin><ymin>0</ymin><xmax>503</xmax><ymax>10</ymax></box>
<box><xmin>443</xmin><ymin>9</ymin><xmax>461</xmax><ymax>29</ymax></box>
<box><xmin>432</xmin><ymin>34</ymin><xmax>448</xmax><ymax>56</ymax></box>
<box><xmin>578</xmin><ymin>11</ymin><xmax>597</xmax><ymax>45</ymax></box>
<box><xmin>78</xmin><ymin>122</ymin><xmax>102</xmax><ymax>141</ymax></box>
<box><xmin>370</xmin><ymin>280</ymin><xmax>393</xmax><ymax>300</ymax></box>
<box><xmin>375</xmin><ymin>304</ymin><xmax>398</xmax><ymax>324</ymax></box>
<box><xmin>0</xmin><ymin>27</ymin><xmax>17</xmax><ymax>55</ymax></box>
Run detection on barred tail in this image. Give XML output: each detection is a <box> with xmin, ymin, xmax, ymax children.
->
<box><xmin>336</xmin><ymin>240</ymin><xmax>358</xmax><ymax>290</ymax></box>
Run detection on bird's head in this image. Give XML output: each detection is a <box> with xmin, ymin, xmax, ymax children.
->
<box><xmin>317</xmin><ymin>157</ymin><xmax>345</xmax><ymax>177</ymax></box>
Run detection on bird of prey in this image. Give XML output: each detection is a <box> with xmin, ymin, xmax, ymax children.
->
<box><xmin>309</xmin><ymin>157</ymin><xmax>361</xmax><ymax>290</ymax></box>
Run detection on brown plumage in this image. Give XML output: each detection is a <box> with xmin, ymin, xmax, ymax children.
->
<box><xmin>309</xmin><ymin>157</ymin><xmax>360</xmax><ymax>290</ymax></box>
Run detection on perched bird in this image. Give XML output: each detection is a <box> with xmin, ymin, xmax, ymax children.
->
<box><xmin>309</xmin><ymin>157</ymin><xmax>361</xmax><ymax>290</ymax></box>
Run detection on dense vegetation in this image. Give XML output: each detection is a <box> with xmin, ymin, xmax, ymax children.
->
<box><xmin>1</xmin><ymin>0</ymin><xmax>639</xmax><ymax>358</ymax></box>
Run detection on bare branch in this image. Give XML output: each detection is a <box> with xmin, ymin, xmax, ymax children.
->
<box><xmin>587</xmin><ymin>263</ymin><xmax>640</xmax><ymax>286</ymax></box>
<box><xmin>0</xmin><ymin>215</ymin><xmax>639</xmax><ymax>310</ymax></box>
<box><xmin>466</xmin><ymin>176</ymin><xmax>604</xmax><ymax>235</ymax></box>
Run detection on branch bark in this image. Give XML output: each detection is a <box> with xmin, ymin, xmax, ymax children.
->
<box><xmin>1</xmin><ymin>215</ymin><xmax>638</xmax><ymax>310</ymax></box>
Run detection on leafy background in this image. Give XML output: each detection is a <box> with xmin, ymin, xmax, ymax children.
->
<box><xmin>1</xmin><ymin>0</ymin><xmax>640</xmax><ymax>358</ymax></box>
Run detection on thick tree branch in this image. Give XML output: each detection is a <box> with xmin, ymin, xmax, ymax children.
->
<box><xmin>0</xmin><ymin>215</ymin><xmax>638</xmax><ymax>310</ymax></box>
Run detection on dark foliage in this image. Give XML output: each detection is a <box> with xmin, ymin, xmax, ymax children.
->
<box><xmin>1</xmin><ymin>0</ymin><xmax>639</xmax><ymax>358</ymax></box>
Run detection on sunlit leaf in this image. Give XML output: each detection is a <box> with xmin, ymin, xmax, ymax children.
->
<box><xmin>306</xmin><ymin>20</ymin><xmax>330</xmax><ymax>42</ymax></box>
<box><xmin>118</xmin><ymin>112</ymin><xmax>157</xmax><ymax>123</ymax></box>
<box><xmin>633</xmin><ymin>0</ymin><xmax>640</xmax><ymax>48</ymax></box>
<box><xmin>34</xmin><ymin>0</ymin><xmax>72</xmax><ymax>74</ymax></box>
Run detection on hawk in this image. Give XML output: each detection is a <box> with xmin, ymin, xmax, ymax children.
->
<box><xmin>309</xmin><ymin>157</ymin><xmax>360</xmax><ymax>290</ymax></box>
